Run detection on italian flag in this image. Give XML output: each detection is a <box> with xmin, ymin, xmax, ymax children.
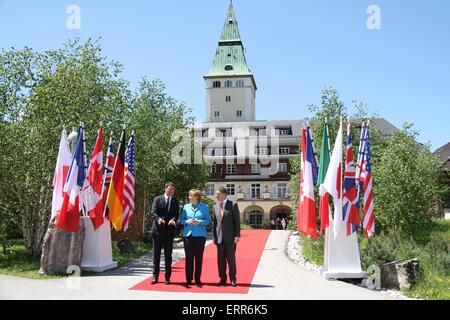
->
<box><xmin>317</xmin><ymin>122</ymin><xmax>331</xmax><ymax>235</ymax></box>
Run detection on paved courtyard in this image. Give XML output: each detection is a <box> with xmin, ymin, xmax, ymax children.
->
<box><xmin>0</xmin><ymin>231</ymin><xmax>399</xmax><ymax>300</ymax></box>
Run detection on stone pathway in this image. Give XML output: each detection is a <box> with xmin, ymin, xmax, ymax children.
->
<box><xmin>0</xmin><ymin>231</ymin><xmax>400</xmax><ymax>300</ymax></box>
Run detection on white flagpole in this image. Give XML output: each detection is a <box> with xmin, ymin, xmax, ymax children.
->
<box><xmin>80</xmin><ymin>122</ymin><xmax>88</xmax><ymax>217</ymax></box>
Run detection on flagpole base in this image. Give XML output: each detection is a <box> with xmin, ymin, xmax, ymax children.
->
<box><xmin>81</xmin><ymin>262</ymin><xmax>118</xmax><ymax>273</ymax></box>
<box><xmin>320</xmin><ymin>268</ymin><xmax>368</xmax><ymax>280</ymax></box>
<box><xmin>81</xmin><ymin>217</ymin><xmax>117</xmax><ymax>273</ymax></box>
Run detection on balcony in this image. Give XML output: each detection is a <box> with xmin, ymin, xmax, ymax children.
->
<box><xmin>237</xmin><ymin>193</ymin><xmax>291</xmax><ymax>201</ymax></box>
<box><xmin>225</xmin><ymin>174</ymin><xmax>270</xmax><ymax>180</ymax></box>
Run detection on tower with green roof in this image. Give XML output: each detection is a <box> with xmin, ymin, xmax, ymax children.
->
<box><xmin>204</xmin><ymin>1</ymin><xmax>256</xmax><ymax>123</ymax></box>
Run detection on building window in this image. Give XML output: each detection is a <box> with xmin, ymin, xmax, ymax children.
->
<box><xmin>213</xmin><ymin>81</ymin><xmax>221</xmax><ymax>88</ymax></box>
<box><xmin>225</xmin><ymin>65</ymin><xmax>233</xmax><ymax>71</ymax></box>
<box><xmin>223</xmin><ymin>148</ymin><xmax>232</xmax><ymax>156</ymax></box>
<box><xmin>226</xmin><ymin>96</ymin><xmax>231</xmax><ymax>102</ymax></box>
<box><xmin>250</xmin><ymin>128</ymin><xmax>267</xmax><ymax>136</ymax></box>
<box><xmin>279</xmin><ymin>147</ymin><xmax>290</xmax><ymax>155</ymax></box>
<box><xmin>207</xmin><ymin>184</ymin><xmax>215</xmax><ymax>196</ymax></box>
<box><xmin>216</xmin><ymin>129</ymin><xmax>232</xmax><ymax>138</ymax></box>
<box><xmin>237</xmin><ymin>110</ymin><xmax>242</xmax><ymax>117</ymax></box>
<box><xmin>249</xmin><ymin>212</ymin><xmax>263</xmax><ymax>226</ymax></box>
<box><xmin>276</xmin><ymin>128</ymin><xmax>291</xmax><ymax>136</ymax></box>
<box><xmin>225</xmin><ymin>80</ymin><xmax>233</xmax><ymax>87</ymax></box>
<box><xmin>278</xmin><ymin>163</ymin><xmax>288</xmax><ymax>173</ymax></box>
<box><xmin>214</xmin><ymin>111</ymin><xmax>220</xmax><ymax>118</ymax></box>
<box><xmin>227</xmin><ymin>164</ymin><xmax>236</xmax><ymax>174</ymax></box>
<box><xmin>277</xmin><ymin>183</ymin><xmax>288</xmax><ymax>199</ymax></box>
<box><xmin>226</xmin><ymin>184</ymin><xmax>236</xmax><ymax>196</ymax></box>
<box><xmin>211</xmin><ymin>164</ymin><xmax>216</xmax><ymax>174</ymax></box>
<box><xmin>207</xmin><ymin>149</ymin><xmax>215</xmax><ymax>156</ymax></box>
<box><xmin>256</xmin><ymin>147</ymin><xmax>269</xmax><ymax>155</ymax></box>
<box><xmin>251</xmin><ymin>184</ymin><xmax>261</xmax><ymax>199</ymax></box>
<box><xmin>251</xmin><ymin>163</ymin><xmax>261</xmax><ymax>174</ymax></box>
<box><xmin>236</xmin><ymin>80</ymin><xmax>244</xmax><ymax>87</ymax></box>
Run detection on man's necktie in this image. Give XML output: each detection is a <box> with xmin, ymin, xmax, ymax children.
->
<box><xmin>166</xmin><ymin>197</ymin><xmax>171</xmax><ymax>212</ymax></box>
<box><xmin>220</xmin><ymin>202</ymin><xmax>224</xmax><ymax>219</ymax></box>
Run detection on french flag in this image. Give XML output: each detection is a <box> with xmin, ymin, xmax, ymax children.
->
<box><xmin>297</xmin><ymin>126</ymin><xmax>319</xmax><ymax>240</ymax></box>
<box><xmin>56</xmin><ymin>127</ymin><xmax>86</xmax><ymax>233</ymax></box>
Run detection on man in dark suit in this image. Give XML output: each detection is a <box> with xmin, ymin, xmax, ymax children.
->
<box><xmin>150</xmin><ymin>182</ymin><xmax>180</xmax><ymax>285</ymax></box>
<box><xmin>212</xmin><ymin>186</ymin><xmax>241</xmax><ymax>287</ymax></box>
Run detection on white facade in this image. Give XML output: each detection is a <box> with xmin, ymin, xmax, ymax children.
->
<box><xmin>205</xmin><ymin>77</ymin><xmax>256</xmax><ymax>123</ymax></box>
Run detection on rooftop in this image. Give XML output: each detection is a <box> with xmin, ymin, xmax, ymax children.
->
<box><xmin>204</xmin><ymin>1</ymin><xmax>255</xmax><ymax>85</ymax></box>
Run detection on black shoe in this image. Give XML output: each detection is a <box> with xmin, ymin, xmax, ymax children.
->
<box><xmin>165</xmin><ymin>280</ymin><xmax>170</xmax><ymax>285</ymax></box>
<box><xmin>231</xmin><ymin>281</ymin><xmax>237</xmax><ymax>287</ymax></box>
<box><xmin>196</xmin><ymin>282</ymin><xmax>203</xmax><ymax>287</ymax></box>
<box><xmin>218</xmin><ymin>282</ymin><xmax>226</xmax><ymax>287</ymax></box>
<box><xmin>151</xmin><ymin>278</ymin><xmax>158</xmax><ymax>285</ymax></box>
<box><xmin>186</xmin><ymin>281</ymin><xmax>193</xmax><ymax>287</ymax></box>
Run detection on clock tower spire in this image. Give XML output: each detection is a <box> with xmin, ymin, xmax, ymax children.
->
<box><xmin>204</xmin><ymin>1</ymin><xmax>256</xmax><ymax>123</ymax></box>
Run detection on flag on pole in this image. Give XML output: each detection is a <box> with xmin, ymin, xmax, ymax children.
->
<box><xmin>51</xmin><ymin>129</ymin><xmax>72</xmax><ymax>221</ymax></box>
<box><xmin>102</xmin><ymin>131</ymin><xmax>115</xmax><ymax>211</ymax></box>
<box><xmin>122</xmin><ymin>132</ymin><xmax>135</xmax><ymax>232</ymax></box>
<box><xmin>56</xmin><ymin>126</ymin><xmax>86</xmax><ymax>232</ymax></box>
<box><xmin>297</xmin><ymin>126</ymin><xmax>319</xmax><ymax>240</ymax></box>
<box><xmin>81</xmin><ymin>125</ymin><xmax>104</xmax><ymax>230</ymax></box>
<box><xmin>355</xmin><ymin>122</ymin><xmax>367</xmax><ymax>212</ymax></box>
<box><xmin>360</xmin><ymin>124</ymin><xmax>375</xmax><ymax>238</ymax></box>
<box><xmin>104</xmin><ymin>129</ymin><xmax>126</xmax><ymax>231</ymax></box>
<box><xmin>317</xmin><ymin>121</ymin><xmax>331</xmax><ymax>235</ymax></box>
<box><xmin>343</xmin><ymin>121</ymin><xmax>361</xmax><ymax>236</ymax></box>
<box><xmin>297</xmin><ymin>129</ymin><xmax>306</xmax><ymax>232</ymax></box>
<box><xmin>323</xmin><ymin>119</ymin><xmax>343</xmax><ymax>239</ymax></box>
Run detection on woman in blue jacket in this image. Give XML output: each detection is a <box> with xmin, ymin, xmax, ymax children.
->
<box><xmin>180</xmin><ymin>189</ymin><xmax>211</xmax><ymax>287</ymax></box>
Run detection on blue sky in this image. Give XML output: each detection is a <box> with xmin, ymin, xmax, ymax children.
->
<box><xmin>1</xmin><ymin>0</ymin><xmax>449</xmax><ymax>150</ymax></box>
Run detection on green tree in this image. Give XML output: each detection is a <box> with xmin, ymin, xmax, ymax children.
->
<box><xmin>127</xmin><ymin>78</ymin><xmax>210</xmax><ymax>229</ymax></box>
<box><xmin>375</xmin><ymin>125</ymin><xmax>444</xmax><ymax>242</ymax></box>
<box><xmin>0</xmin><ymin>38</ymin><xmax>130</xmax><ymax>256</ymax></box>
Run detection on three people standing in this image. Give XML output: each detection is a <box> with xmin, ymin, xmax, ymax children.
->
<box><xmin>150</xmin><ymin>184</ymin><xmax>241</xmax><ymax>287</ymax></box>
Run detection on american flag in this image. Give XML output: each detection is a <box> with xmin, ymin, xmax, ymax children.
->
<box><xmin>101</xmin><ymin>131</ymin><xmax>115</xmax><ymax>214</ymax></box>
<box><xmin>343</xmin><ymin>122</ymin><xmax>361</xmax><ymax>236</ymax></box>
<box><xmin>360</xmin><ymin>125</ymin><xmax>375</xmax><ymax>238</ymax></box>
<box><xmin>355</xmin><ymin>123</ymin><xmax>367</xmax><ymax>211</ymax></box>
<box><xmin>122</xmin><ymin>132</ymin><xmax>135</xmax><ymax>231</ymax></box>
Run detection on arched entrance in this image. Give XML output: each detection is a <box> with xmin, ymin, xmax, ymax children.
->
<box><xmin>270</xmin><ymin>205</ymin><xmax>293</xmax><ymax>230</ymax></box>
<box><xmin>243</xmin><ymin>205</ymin><xmax>265</xmax><ymax>229</ymax></box>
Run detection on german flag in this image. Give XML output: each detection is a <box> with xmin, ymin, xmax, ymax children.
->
<box><xmin>104</xmin><ymin>129</ymin><xmax>126</xmax><ymax>231</ymax></box>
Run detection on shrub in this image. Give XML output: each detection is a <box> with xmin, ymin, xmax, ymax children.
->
<box><xmin>375</xmin><ymin>126</ymin><xmax>443</xmax><ymax>242</ymax></box>
<box><xmin>300</xmin><ymin>233</ymin><xmax>324</xmax><ymax>266</ymax></box>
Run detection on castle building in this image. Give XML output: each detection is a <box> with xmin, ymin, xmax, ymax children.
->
<box><xmin>194</xmin><ymin>2</ymin><xmax>396</xmax><ymax>228</ymax></box>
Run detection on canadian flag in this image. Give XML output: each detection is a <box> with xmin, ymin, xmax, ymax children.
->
<box><xmin>51</xmin><ymin>129</ymin><xmax>72</xmax><ymax>221</ymax></box>
<box><xmin>81</xmin><ymin>125</ymin><xmax>104</xmax><ymax>230</ymax></box>
<box><xmin>323</xmin><ymin>119</ymin><xmax>343</xmax><ymax>239</ymax></box>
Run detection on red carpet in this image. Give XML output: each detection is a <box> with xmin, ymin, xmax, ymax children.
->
<box><xmin>130</xmin><ymin>230</ymin><xmax>271</xmax><ymax>294</ymax></box>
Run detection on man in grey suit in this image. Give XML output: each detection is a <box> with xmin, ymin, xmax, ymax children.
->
<box><xmin>212</xmin><ymin>187</ymin><xmax>241</xmax><ymax>287</ymax></box>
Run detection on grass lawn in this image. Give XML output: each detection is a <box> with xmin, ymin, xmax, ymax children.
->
<box><xmin>297</xmin><ymin>220</ymin><xmax>450</xmax><ymax>300</ymax></box>
<box><xmin>0</xmin><ymin>240</ymin><xmax>151</xmax><ymax>280</ymax></box>
<box><xmin>406</xmin><ymin>220</ymin><xmax>450</xmax><ymax>300</ymax></box>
